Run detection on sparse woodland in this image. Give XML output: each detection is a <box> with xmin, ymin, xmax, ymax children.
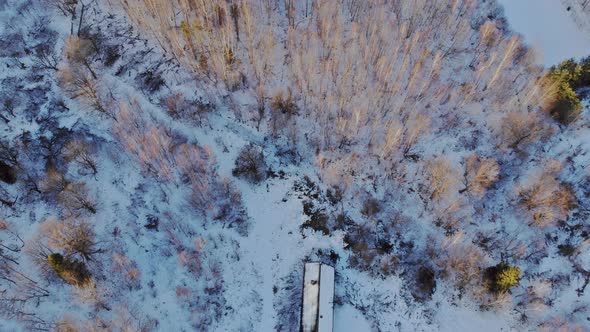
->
<box><xmin>0</xmin><ymin>0</ymin><xmax>589</xmax><ymax>331</ymax></box>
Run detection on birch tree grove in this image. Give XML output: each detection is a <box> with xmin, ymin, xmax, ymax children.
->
<box><xmin>118</xmin><ymin>0</ymin><xmax>561</xmax><ymax>197</ymax></box>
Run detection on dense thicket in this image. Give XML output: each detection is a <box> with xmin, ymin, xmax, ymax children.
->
<box><xmin>119</xmin><ymin>0</ymin><xmax>555</xmax><ymax>179</ymax></box>
<box><xmin>114</xmin><ymin>100</ymin><xmax>249</xmax><ymax>234</ymax></box>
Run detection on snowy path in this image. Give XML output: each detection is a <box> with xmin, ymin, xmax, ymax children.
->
<box><xmin>215</xmin><ymin>177</ymin><xmax>307</xmax><ymax>331</ymax></box>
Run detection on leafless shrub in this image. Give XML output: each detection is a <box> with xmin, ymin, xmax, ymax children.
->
<box><xmin>210</xmin><ymin>178</ymin><xmax>249</xmax><ymax>235</ymax></box>
<box><xmin>361</xmin><ymin>197</ymin><xmax>381</xmax><ymax>217</ymax></box>
<box><xmin>58</xmin><ymin>35</ymin><xmax>115</xmax><ymax>119</ymax></box>
<box><xmin>58</xmin><ymin>66</ymin><xmax>113</xmax><ymax>119</ymax></box>
<box><xmin>167</xmin><ymin>236</ymin><xmax>225</xmax><ymax>330</ymax></box>
<box><xmin>0</xmin><ymin>161</ymin><xmax>17</xmax><ymax>185</ymax></box>
<box><xmin>38</xmin><ymin>166</ymin><xmax>96</xmax><ymax>214</ymax></box>
<box><xmin>63</xmin><ymin>35</ymin><xmax>97</xmax><ymax>79</ymax></box>
<box><xmin>39</xmin><ymin>218</ymin><xmax>99</xmax><ymax>261</ymax></box>
<box><xmin>162</xmin><ymin>92</ymin><xmax>212</xmax><ymax>125</ymax></box>
<box><xmin>474</xmin><ymin>231</ymin><xmax>530</xmax><ymax>261</ymax></box>
<box><xmin>401</xmin><ymin>113</ymin><xmax>431</xmax><ymax>159</ymax></box>
<box><xmin>108</xmin><ymin>304</ymin><xmax>157</xmax><ymax>332</ymax></box>
<box><xmin>0</xmin><ymin>295</ymin><xmax>48</xmax><ymax>332</ymax></box>
<box><xmin>33</xmin><ymin>43</ymin><xmax>59</xmax><ymax>71</ymax></box>
<box><xmin>111</xmin><ymin>252</ymin><xmax>141</xmax><ymax>291</ymax></box>
<box><xmin>538</xmin><ymin>316</ymin><xmax>586</xmax><ymax>332</ymax></box>
<box><xmin>0</xmin><ymin>96</ymin><xmax>18</xmax><ymax>123</ymax></box>
<box><xmin>49</xmin><ymin>0</ymin><xmax>78</xmax><ymax>17</ymax></box>
<box><xmin>0</xmin><ymin>139</ymin><xmax>18</xmax><ymax>167</ymax></box>
<box><xmin>1</xmin><ymin>224</ymin><xmax>31</xmax><ymax>285</ymax></box>
<box><xmin>55</xmin><ymin>316</ymin><xmax>81</xmax><ymax>332</ymax></box>
<box><xmin>0</xmin><ymin>225</ymin><xmax>50</xmax><ymax>330</ymax></box>
<box><xmin>461</xmin><ymin>155</ymin><xmax>500</xmax><ymax>197</ymax></box>
<box><xmin>37</xmin><ymin>127</ymin><xmax>72</xmax><ymax>167</ymax></box>
<box><xmin>114</xmin><ymin>101</ymin><xmax>177</xmax><ymax>181</ymax></box>
<box><xmin>39</xmin><ymin>167</ymin><xmax>69</xmax><ymax>195</ymax></box>
<box><xmin>115</xmin><ymin>101</ymin><xmax>248</xmax><ymax>230</ymax></box>
<box><xmin>58</xmin><ymin>181</ymin><xmax>97</xmax><ymax>214</ymax></box>
<box><xmin>274</xmin><ymin>266</ymin><xmax>302</xmax><ymax>332</ymax></box>
<box><xmin>232</xmin><ymin>143</ymin><xmax>267</xmax><ymax>183</ymax></box>
<box><xmin>55</xmin><ymin>304</ymin><xmax>156</xmax><ymax>332</ymax></box>
<box><xmin>63</xmin><ymin>139</ymin><xmax>97</xmax><ymax>176</ymax></box>
<box><xmin>432</xmin><ymin>199</ymin><xmax>470</xmax><ymax>232</ymax></box>
<box><xmin>319</xmin><ymin>154</ymin><xmax>355</xmax><ymax>195</ymax></box>
<box><xmin>71</xmin><ymin>279</ymin><xmax>109</xmax><ymax>309</ymax></box>
<box><xmin>343</xmin><ymin>222</ymin><xmax>398</xmax><ymax>277</ymax></box>
<box><xmin>269</xmin><ymin>89</ymin><xmax>297</xmax><ymax>136</ymax></box>
<box><xmin>517</xmin><ymin>164</ymin><xmax>576</xmax><ymax>228</ymax></box>
<box><xmin>410</xmin><ymin>266</ymin><xmax>437</xmax><ymax>302</ymax></box>
<box><xmin>501</xmin><ymin>112</ymin><xmax>551</xmax><ymax>151</ymax></box>
<box><xmin>426</xmin><ymin>157</ymin><xmax>461</xmax><ymax>202</ymax></box>
<box><xmin>270</xmin><ymin>89</ymin><xmax>297</xmax><ymax>116</ymax></box>
<box><xmin>436</xmin><ymin>233</ymin><xmax>486</xmax><ymax>293</ymax></box>
<box><xmin>24</xmin><ymin>239</ymin><xmax>55</xmax><ymax>281</ymax></box>
<box><xmin>175</xmin><ymin>143</ymin><xmax>217</xmax><ymax>216</ymax></box>
<box><xmin>517</xmin><ymin>280</ymin><xmax>551</xmax><ymax>321</ymax></box>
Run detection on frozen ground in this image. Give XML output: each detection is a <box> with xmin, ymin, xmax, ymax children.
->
<box><xmin>498</xmin><ymin>0</ymin><xmax>590</xmax><ymax>66</ymax></box>
<box><xmin>0</xmin><ymin>0</ymin><xmax>589</xmax><ymax>331</ymax></box>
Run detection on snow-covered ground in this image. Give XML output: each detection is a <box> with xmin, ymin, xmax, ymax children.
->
<box><xmin>1</xmin><ymin>0</ymin><xmax>589</xmax><ymax>331</ymax></box>
<box><xmin>498</xmin><ymin>0</ymin><xmax>590</xmax><ymax>66</ymax></box>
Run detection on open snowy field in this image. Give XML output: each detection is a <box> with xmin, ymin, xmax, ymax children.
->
<box><xmin>499</xmin><ymin>0</ymin><xmax>590</xmax><ymax>66</ymax></box>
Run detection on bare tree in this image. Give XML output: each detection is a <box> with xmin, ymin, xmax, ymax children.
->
<box><xmin>426</xmin><ymin>157</ymin><xmax>461</xmax><ymax>202</ymax></box>
<box><xmin>232</xmin><ymin>143</ymin><xmax>267</xmax><ymax>183</ymax></box>
<box><xmin>461</xmin><ymin>155</ymin><xmax>500</xmax><ymax>197</ymax></box>
<box><xmin>58</xmin><ymin>66</ymin><xmax>112</xmax><ymax>119</ymax></box>
<box><xmin>63</xmin><ymin>139</ymin><xmax>97</xmax><ymax>176</ymax></box>
<box><xmin>501</xmin><ymin>112</ymin><xmax>550</xmax><ymax>151</ymax></box>
<box><xmin>518</xmin><ymin>165</ymin><xmax>576</xmax><ymax>228</ymax></box>
<box><xmin>40</xmin><ymin>218</ymin><xmax>99</xmax><ymax>261</ymax></box>
<box><xmin>49</xmin><ymin>0</ymin><xmax>78</xmax><ymax>18</ymax></box>
<box><xmin>0</xmin><ymin>223</ymin><xmax>50</xmax><ymax>331</ymax></box>
<box><xmin>39</xmin><ymin>167</ymin><xmax>69</xmax><ymax>195</ymax></box>
<box><xmin>33</xmin><ymin>44</ymin><xmax>60</xmax><ymax>71</ymax></box>
<box><xmin>63</xmin><ymin>35</ymin><xmax>97</xmax><ymax>79</ymax></box>
<box><xmin>39</xmin><ymin>168</ymin><xmax>96</xmax><ymax>214</ymax></box>
<box><xmin>58</xmin><ymin>182</ymin><xmax>97</xmax><ymax>214</ymax></box>
<box><xmin>435</xmin><ymin>234</ymin><xmax>487</xmax><ymax>294</ymax></box>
